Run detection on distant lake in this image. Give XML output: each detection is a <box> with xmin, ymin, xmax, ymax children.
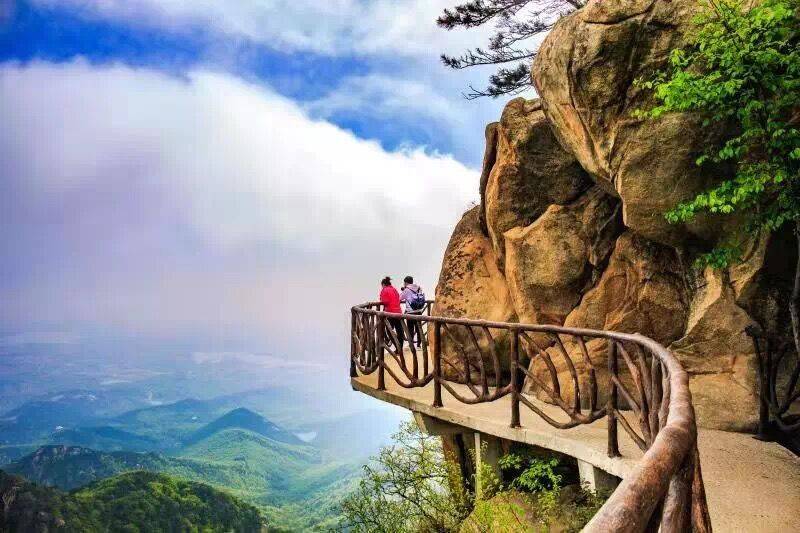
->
<box><xmin>295</xmin><ymin>431</ymin><xmax>317</xmax><ymax>443</ymax></box>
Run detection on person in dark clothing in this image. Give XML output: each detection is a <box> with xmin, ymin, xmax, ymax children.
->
<box><xmin>400</xmin><ymin>275</ymin><xmax>426</xmax><ymax>347</ymax></box>
<box><xmin>379</xmin><ymin>276</ymin><xmax>404</xmax><ymax>352</ymax></box>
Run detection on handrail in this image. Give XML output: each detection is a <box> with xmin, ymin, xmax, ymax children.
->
<box><xmin>350</xmin><ymin>300</ymin><xmax>712</xmax><ymax>532</ymax></box>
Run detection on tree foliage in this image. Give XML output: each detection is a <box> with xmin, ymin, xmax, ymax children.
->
<box><xmin>437</xmin><ymin>1</ymin><xmax>585</xmax><ymax>99</ymax></box>
<box><xmin>339</xmin><ymin>421</ymin><xmax>470</xmax><ymax>532</ymax></box>
<box><xmin>340</xmin><ymin>424</ymin><xmax>608</xmax><ymax>532</ymax></box>
<box><xmin>638</xmin><ymin>0</ymin><xmax>800</xmax><ymax>267</ymax></box>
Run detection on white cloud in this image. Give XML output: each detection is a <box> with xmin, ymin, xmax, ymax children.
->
<box><xmin>0</xmin><ymin>60</ymin><xmax>478</xmax><ymax>354</ymax></box>
<box><xmin>27</xmin><ymin>0</ymin><xmax>515</xmax><ymax>165</ymax></box>
<box><xmin>30</xmin><ymin>0</ymin><xmax>493</xmax><ymax>57</ymax></box>
<box><xmin>306</xmin><ymin>73</ymin><xmax>462</xmax><ymax>126</ymax></box>
<box><xmin>1</xmin><ymin>60</ymin><xmax>475</xmax><ymax>250</ymax></box>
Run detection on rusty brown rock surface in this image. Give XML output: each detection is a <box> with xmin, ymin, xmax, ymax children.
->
<box><xmin>670</xmin><ymin>269</ymin><xmax>760</xmax><ymax>431</ymax></box>
<box><xmin>504</xmin><ymin>187</ymin><xmax>619</xmax><ymax>330</ymax></box>
<box><xmin>483</xmin><ymin>97</ymin><xmax>590</xmax><ymax>268</ymax></box>
<box><xmin>564</xmin><ymin>232</ymin><xmax>688</xmax><ymax>345</ymax></box>
<box><xmin>532</xmin><ymin>0</ymin><xmax>732</xmax><ymax>247</ymax></box>
<box><xmin>434</xmin><ymin>206</ymin><xmax>517</xmax><ymax>382</ymax></box>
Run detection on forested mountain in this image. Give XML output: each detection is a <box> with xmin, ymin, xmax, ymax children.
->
<box><xmin>0</xmin><ymin>385</ymin><xmax>404</xmax><ymax>530</ymax></box>
<box><xmin>50</xmin><ymin>426</ymin><xmax>160</xmax><ymax>452</ymax></box>
<box><xmin>183</xmin><ymin>408</ymin><xmax>302</xmax><ymax>447</ymax></box>
<box><xmin>4</xmin><ymin>445</ymin><xmax>235</xmax><ymax>491</ymax></box>
<box><xmin>3</xmin><ymin>426</ymin><xmax>365</xmax><ymax>530</ymax></box>
<box><xmin>0</xmin><ymin>470</ymin><xmax>265</xmax><ymax>532</ymax></box>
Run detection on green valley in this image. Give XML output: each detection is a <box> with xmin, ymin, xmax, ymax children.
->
<box><xmin>1</xmin><ymin>402</ymin><xmax>405</xmax><ymax>531</ymax></box>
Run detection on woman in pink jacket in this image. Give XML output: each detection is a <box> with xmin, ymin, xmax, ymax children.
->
<box><xmin>379</xmin><ymin>276</ymin><xmax>404</xmax><ymax>352</ymax></box>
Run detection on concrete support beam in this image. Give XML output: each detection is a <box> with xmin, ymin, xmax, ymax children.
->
<box><xmin>578</xmin><ymin>459</ymin><xmax>619</xmax><ymax>494</ymax></box>
<box><xmin>474</xmin><ymin>432</ymin><xmax>502</xmax><ymax>499</ymax></box>
<box><xmin>413</xmin><ymin>411</ymin><xmax>466</xmax><ymax>436</ymax></box>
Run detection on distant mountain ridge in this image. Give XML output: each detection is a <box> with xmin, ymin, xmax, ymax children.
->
<box><xmin>183</xmin><ymin>407</ymin><xmax>302</xmax><ymax>447</ymax></box>
<box><xmin>50</xmin><ymin>426</ymin><xmax>160</xmax><ymax>452</ymax></box>
<box><xmin>3</xmin><ymin>445</ymin><xmax>232</xmax><ymax>491</ymax></box>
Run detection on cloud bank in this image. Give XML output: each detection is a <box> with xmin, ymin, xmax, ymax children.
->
<box><xmin>0</xmin><ymin>60</ymin><xmax>477</xmax><ymax>356</ymax></box>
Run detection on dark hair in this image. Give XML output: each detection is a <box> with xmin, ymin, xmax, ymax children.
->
<box><xmin>381</xmin><ymin>276</ymin><xmax>392</xmax><ymax>286</ymax></box>
<box><xmin>404</xmin><ymin>276</ymin><xmax>413</xmax><ymax>284</ymax></box>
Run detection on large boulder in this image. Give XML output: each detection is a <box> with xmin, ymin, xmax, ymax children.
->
<box><xmin>532</xmin><ymin>0</ymin><xmax>730</xmax><ymax>246</ymax></box>
<box><xmin>670</xmin><ymin>269</ymin><xmax>760</xmax><ymax>431</ymax></box>
<box><xmin>504</xmin><ymin>187</ymin><xmax>620</xmax><ymax>331</ymax></box>
<box><xmin>483</xmin><ymin>98</ymin><xmax>590</xmax><ymax>267</ymax></box>
<box><xmin>523</xmin><ymin>231</ymin><xmax>688</xmax><ymax>409</ymax></box>
<box><xmin>433</xmin><ymin>206</ymin><xmax>517</xmax><ymax>383</ymax></box>
<box><xmin>564</xmin><ymin>231</ymin><xmax>688</xmax><ymax>345</ymax></box>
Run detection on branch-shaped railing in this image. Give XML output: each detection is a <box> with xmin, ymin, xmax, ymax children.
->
<box><xmin>350</xmin><ymin>301</ymin><xmax>712</xmax><ymax>533</ymax></box>
<box><xmin>747</xmin><ymin>326</ymin><xmax>800</xmax><ymax>446</ymax></box>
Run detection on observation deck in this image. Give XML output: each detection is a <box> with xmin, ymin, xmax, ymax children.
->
<box><xmin>349</xmin><ymin>301</ymin><xmax>800</xmax><ymax>532</ymax></box>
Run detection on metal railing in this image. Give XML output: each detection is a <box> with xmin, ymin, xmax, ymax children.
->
<box><xmin>350</xmin><ymin>300</ymin><xmax>712</xmax><ymax>532</ymax></box>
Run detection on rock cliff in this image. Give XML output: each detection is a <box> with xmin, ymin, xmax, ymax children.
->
<box><xmin>433</xmin><ymin>0</ymin><xmax>793</xmax><ymax>432</ymax></box>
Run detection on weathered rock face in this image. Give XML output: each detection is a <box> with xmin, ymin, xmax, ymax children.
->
<box><xmin>504</xmin><ymin>187</ymin><xmax>619</xmax><ymax>330</ymax></box>
<box><xmin>532</xmin><ymin>0</ymin><xmax>729</xmax><ymax>247</ymax></box>
<box><xmin>483</xmin><ymin>98</ymin><xmax>591</xmax><ymax>267</ymax></box>
<box><xmin>432</xmin><ymin>0</ymin><xmax>790</xmax><ymax>432</ymax></box>
<box><xmin>670</xmin><ymin>269</ymin><xmax>760</xmax><ymax>431</ymax></box>
<box><xmin>434</xmin><ymin>206</ymin><xmax>516</xmax><ymax>382</ymax></box>
<box><xmin>564</xmin><ymin>232</ymin><xmax>688</xmax><ymax>345</ymax></box>
<box><xmin>525</xmin><ymin>232</ymin><xmax>689</xmax><ymax>409</ymax></box>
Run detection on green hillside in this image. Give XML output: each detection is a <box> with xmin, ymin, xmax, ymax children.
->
<box><xmin>0</xmin><ymin>469</ymin><xmax>265</xmax><ymax>532</ymax></box>
<box><xmin>110</xmin><ymin>399</ymin><xmax>221</xmax><ymax>446</ymax></box>
<box><xmin>3</xmin><ymin>445</ymin><xmax>241</xmax><ymax>492</ymax></box>
<box><xmin>5</xmin><ymin>430</ymin><xmax>362</xmax><ymax>530</ymax></box>
<box><xmin>181</xmin><ymin>428</ymin><xmax>326</xmax><ymax>501</ymax></box>
<box><xmin>0</xmin><ymin>403</ymin><xmax>394</xmax><ymax>530</ymax></box>
<box><xmin>179</xmin><ymin>428</ymin><xmax>361</xmax><ymax>530</ymax></box>
<box><xmin>50</xmin><ymin>426</ymin><xmax>160</xmax><ymax>452</ymax></box>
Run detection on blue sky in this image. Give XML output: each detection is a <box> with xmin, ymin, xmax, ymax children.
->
<box><xmin>0</xmin><ymin>0</ymin><xmax>523</xmax><ymax>361</ymax></box>
<box><xmin>2</xmin><ymin>0</ymin><xmax>506</xmax><ymax>162</ymax></box>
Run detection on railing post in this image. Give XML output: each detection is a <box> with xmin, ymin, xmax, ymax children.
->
<box><xmin>377</xmin><ymin>314</ymin><xmax>386</xmax><ymax>391</ymax></box>
<box><xmin>350</xmin><ymin>309</ymin><xmax>358</xmax><ymax>378</ymax></box>
<box><xmin>607</xmin><ymin>340</ymin><xmax>620</xmax><ymax>457</ymax></box>
<box><xmin>510</xmin><ymin>329</ymin><xmax>521</xmax><ymax>428</ymax></box>
<box><xmin>433</xmin><ymin>321</ymin><xmax>443</xmax><ymax>407</ymax></box>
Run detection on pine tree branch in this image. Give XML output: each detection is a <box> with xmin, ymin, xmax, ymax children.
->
<box><xmin>437</xmin><ymin>0</ymin><xmax>585</xmax><ymax>98</ymax></box>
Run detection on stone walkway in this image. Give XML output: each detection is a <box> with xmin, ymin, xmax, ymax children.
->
<box><xmin>352</xmin><ymin>360</ymin><xmax>800</xmax><ymax>532</ymax></box>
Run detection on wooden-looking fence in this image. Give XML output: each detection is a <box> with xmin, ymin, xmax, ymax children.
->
<box><xmin>350</xmin><ymin>301</ymin><xmax>712</xmax><ymax>532</ymax></box>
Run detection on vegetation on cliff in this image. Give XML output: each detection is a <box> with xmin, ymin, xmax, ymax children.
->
<box><xmin>340</xmin><ymin>423</ymin><xmax>606</xmax><ymax>532</ymax></box>
<box><xmin>640</xmin><ymin>0</ymin><xmax>800</xmax><ymax>439</ymax></box>
<box><xmin>340</xmin><ymin>421</ymin><xmax>471</xmax><ymax>532</ymax></box>
<box><xmin>641</xmin><ymin>0</ymin><xmax>800</xmax><ymax>265</ymax></box>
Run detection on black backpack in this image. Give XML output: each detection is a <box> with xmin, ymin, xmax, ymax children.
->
<box><xmin>408</xmin><ymin>288</ymin><xmax>426</xmax><ymax>310</ymax></box>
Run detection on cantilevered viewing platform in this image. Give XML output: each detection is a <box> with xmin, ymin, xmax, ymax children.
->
<box><xmin>349</xmin><ymin>301</ymin><xmax>800</xmax><ymax>533</ymax></box>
